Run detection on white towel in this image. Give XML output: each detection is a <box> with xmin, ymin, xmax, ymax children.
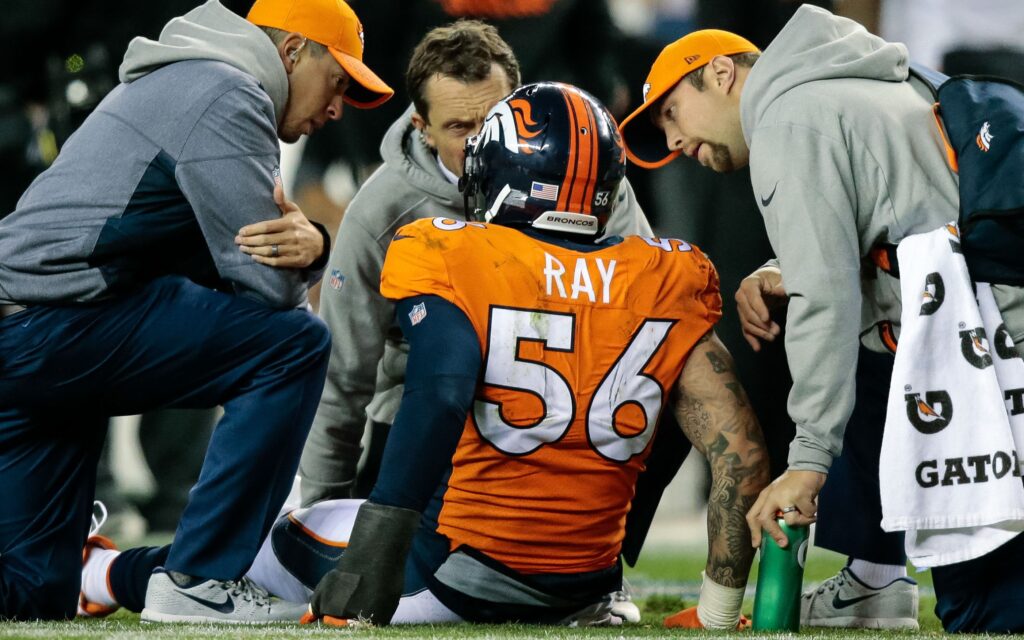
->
<box><xmin>879</xmin><ymin>223</ymin><xmax>1024</xmax><ymax>568</ymax></box>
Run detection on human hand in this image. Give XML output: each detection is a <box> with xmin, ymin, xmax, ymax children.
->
<box><xmin>746</xmin><ymin>469</ymin><xmax>825</xmax><ymax>548</ymax></box>
<box><xmin>663</xmin><ymin>606</ymin><xmax>751</xmax><ymax>630</ymax></box>
<box><xmin>734</xmin><ymin>265</ymin><xmax>787</xmax><ymax>351</ymax></box>
<box><xmin>236</xmin><ymin>182</ymin><xmax>325</xmax><ymax>268</ymax></box>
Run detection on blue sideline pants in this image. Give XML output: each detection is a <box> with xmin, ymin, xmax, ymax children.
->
<box><xmin>814</xmin><ymin>347</ymin><xmax>906</xmax><ymax>564</ymax></box>
<box><xmin>0</xmin><ymin>276</ymin><xmax>330</xmax><ymax>619</ymax></box>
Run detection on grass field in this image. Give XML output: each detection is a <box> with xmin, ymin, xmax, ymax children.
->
<box><xmin>0</xmin><ymin>544</ymin><xmax>948</xmax><ymax>639</ymax></box>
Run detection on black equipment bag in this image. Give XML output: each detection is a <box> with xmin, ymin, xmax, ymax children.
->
<box><xmin>912</xmin><ymin>64</ymin><xmax>1024</xmax><ymax>285</ymax></box>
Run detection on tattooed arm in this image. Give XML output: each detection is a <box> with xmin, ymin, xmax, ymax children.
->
<box><xmin>675</xmin><ymin>330</ymin><xmax>770</xmax><ymax>589</ymax></box>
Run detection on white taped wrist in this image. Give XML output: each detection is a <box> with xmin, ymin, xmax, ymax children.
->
<box><xmin>696</xmin><ymin>571</ymin><xmax>744</xmax><ymax>629</ymax></box>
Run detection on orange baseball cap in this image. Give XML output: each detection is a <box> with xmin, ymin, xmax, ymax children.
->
<box><xmin>248</xmin><ymin>0</ymin><xmax>394</xmax><ymax>108</ymax></box>
<box><xmin>619</xmin><ymin>30</ymin><xmax>758</xmax><ymax>168</ymax></box>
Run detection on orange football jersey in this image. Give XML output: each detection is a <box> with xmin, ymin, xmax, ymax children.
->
<box><xmin>380</xmin><ymin>218</ymin><xmax>721</xmax><ymax>573</ymax></box>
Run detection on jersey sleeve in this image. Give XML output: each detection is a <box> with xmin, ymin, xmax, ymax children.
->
<box><xmin>650</xmin><ymin>241</ymin><xmax>723</xmax><ymax>330</ymax></box>
<box><xmin>379</xmin><ymin>219</ymin><xmax>456</xmax><ymax>303</ymax></box>
<box><xmin>693</xmin><ymin>246</ymin><xmax>723</xmax><ymax>328</ymax></box>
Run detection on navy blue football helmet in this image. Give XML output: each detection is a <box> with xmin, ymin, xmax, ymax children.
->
<box><xmin>460</xmin><ymin>82</ymin><xmax>627</xmax><ymax>238</ymax></box>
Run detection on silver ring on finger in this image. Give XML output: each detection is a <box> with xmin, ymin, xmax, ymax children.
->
<box><xmin>780</xmin><ymin>506</ymin><xmax>798</xmax><ymax>514</ymax></box>
<box><xmin>271</xmin><ymin>244</ymin><xmax>279</xmax><ymax>257</ymax></box>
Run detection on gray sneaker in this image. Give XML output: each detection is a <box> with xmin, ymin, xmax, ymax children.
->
<box><xmin>800</xmin><ymin>567</ymin><xmax>919</xmax><ymax>630</ymax></box>
<box><xmin>141</xmin><ymin>569</ymin><xmax>307</xmax><ymax>624</ymax></box>
<box><xmin>609</xmin><ymin>578</ymin><xmax>641</xmax><ymax>623</ymax></box>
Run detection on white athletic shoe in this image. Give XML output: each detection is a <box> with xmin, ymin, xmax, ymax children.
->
<box><xmin>141</xmin><ymin>569</ymin><xmax>307</xmax><ymax>624</ymax></box>
<box><xmin>800</xmin><ymin>567</ymin><xmax>919</xmax><ymax>630</ymax></box>
<box><xmin>609</xmin><ymin>578</ymin><xmax>642</xmax><ymax>623</ymax></box>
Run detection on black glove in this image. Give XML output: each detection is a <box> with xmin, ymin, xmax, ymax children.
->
<box><xmin>308</xmin><ymin>501</ymin><xmax>420</xmax><ymax>625</ymax></box>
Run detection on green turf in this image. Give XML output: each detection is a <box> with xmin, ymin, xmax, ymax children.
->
<box><xmin>0</xmin><ymin>544</ymin><xmax>954</xmax><ymax>639</ymax></box>
<box><xmin>626</xmin><ymin>544</ymin><xmax>941</xmax><ymax>633</ymax></box>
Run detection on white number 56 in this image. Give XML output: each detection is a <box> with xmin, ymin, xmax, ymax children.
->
<box><xmin>473</xmin><ymin>307</ymin><xmax>674</xmax><ymax>462</ymax></box>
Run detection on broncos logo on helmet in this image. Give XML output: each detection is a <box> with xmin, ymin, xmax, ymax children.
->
<box><xmin>460</xmin><ymin>82</ymin><xmax>626</xmax><ymax>238</ymax></box>
<box><xmin>509</xmin><ymin>98</ymin><xmax>544</xmax><ymax>153</ymax></box>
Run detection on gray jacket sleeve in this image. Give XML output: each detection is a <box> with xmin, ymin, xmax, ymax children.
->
<box><xmin>604</xmin><ymin>177</ymin><xmax>653</xmax><ymax>238</ymax></box>
<box><xmin>751</xmin><ymin>123</ymin><xmax>864</xmax><ymax>474</ymax></box>
<box><xmin>298</xmin><ymin>210</ymin><xmax>394</xmax><ymax>504</ymax></box>
<box><xmin>175</xmin><ymin>84</ymin><xmax>308</xmax><ymax>309</ymax></box>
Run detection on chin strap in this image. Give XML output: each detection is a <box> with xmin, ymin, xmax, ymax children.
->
<box><xmin>483</xmin><ymin>184</ymin><xmax>512</xmax><ymax>222</ymax></box>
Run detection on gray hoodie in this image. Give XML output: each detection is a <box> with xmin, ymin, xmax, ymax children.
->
<box><xmin>0</xmin><ymin>0</ymin><xmax>316</xmax><ymax>308</ymax></box>
<box><xmin>741</xmin><ymin>5</ymin><xmax>1024</xmax><ymax>472</ymax></box>
<box><xmin>297</xmin><ymin>104</ymin><xmax>654</xmax><ymax>504</ymax></box>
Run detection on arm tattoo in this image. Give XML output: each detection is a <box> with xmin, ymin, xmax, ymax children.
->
<box><xmin>675</xmin><ymin>331</ymin><xmax>770</xmax><ymax>588</ymax></box>
<box><xmin>705</xmin><ymin>350</ymin><xmax>728</xmax><ymax>373</ymax></box>
<box><xmin>724</xmin><ymin>382</ymin><xmax>747</xmax><ymax>407</ymax></box>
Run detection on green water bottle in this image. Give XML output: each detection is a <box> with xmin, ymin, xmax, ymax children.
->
<box><xmin>752</xmin><ymin>518</ymin><xmax>809</xmax><ymax>631</ymax></box>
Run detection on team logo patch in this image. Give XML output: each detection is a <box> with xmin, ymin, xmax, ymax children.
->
<box><xmin>960</xmin><ymin>327</ymin><xmax>993</xmax><ymax>369</ymax></box>
<box><xmin>905</xmin><ymin>391</ymin><xmax>954</xmax><ymax>434</ymax></box>
<box><xmin>919</xmin><ymin>272</ymin><xmax>945</xmax><ymax>316</ymax></box>
<box><xmin>329</xmin><ymin>269</ymin><xmax>345</xmax><ymax>291</ymax></box>
<box><xmin>977</xmin><ymin>121</ymin><xmax>993</xmax><ymax>152</ymax></box>
<box><xmin>408</xmin><ymin>302</ymin><xmax>427</xmax><ymax>326</ymax></box>
<box><xmin>531</xmin><ymin>181</ymin><xmax>559</xmax><ymax>201</ymax></box>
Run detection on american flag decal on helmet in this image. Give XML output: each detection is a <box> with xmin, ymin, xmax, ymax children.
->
<box><xmin>531</xmin><ymin>181</ymin><xmax>559</xmax><ymax>201</ymax></box>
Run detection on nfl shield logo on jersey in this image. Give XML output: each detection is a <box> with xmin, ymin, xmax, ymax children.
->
<box><xmin>329</xmin><ymin>269</ymin><xmax>345</xmax><ymax>291</ymax></box>
<box><xmin>408</xmin><ymin>302</ymin><xmax>427</xmax><ymax>326</ymax></box>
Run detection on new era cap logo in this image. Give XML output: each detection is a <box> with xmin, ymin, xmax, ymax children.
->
<box><xmin>642</xmin><ymin>82</ymin><xmax>652</xmax><ymax>103</ymax></box>
<box><xmin>684</xmin><ymin>54</ymin><xmax>701</xmax><ymax>64</ymax></box>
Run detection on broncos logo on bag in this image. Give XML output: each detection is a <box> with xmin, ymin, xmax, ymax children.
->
<box><xmin>960</xmin><ymin>327</ymin><xmax>994</xmax><ymax>369</ymax></box>
<box><xmin>905</xmin><ymin>391</ymin><xmax>954</xmax><ymax>434</ymax></box>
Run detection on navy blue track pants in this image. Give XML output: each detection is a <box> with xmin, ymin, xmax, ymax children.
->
<box><xmin>0</xmin><ymin>276</ymin><xmax>330</xmax><ymax>619</ymax></box>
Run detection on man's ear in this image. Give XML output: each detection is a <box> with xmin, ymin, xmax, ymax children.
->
<box><xmin>277</xmin><ymin>32</ymin><xmax>307</xmax><ymax>73</ymax></box>
<box><xmin>411</xmin><ymin>111</ymin><xmax>435</xmax><ymax>148</ymax></box>
<box><xmin>708</xmin><ymin>55</ymin><xmax>738</xmax><ymax>94</ymax></box>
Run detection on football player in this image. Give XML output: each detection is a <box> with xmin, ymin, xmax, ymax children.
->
<box><xmin>278</xmin><ymin>82</ymin><xmax>769</xmax><ymax>628</ymax></box>
<box><xmin>214</xmin><ymin>82</ymin><xmax>768</xmax><ymax>627</ymax></box>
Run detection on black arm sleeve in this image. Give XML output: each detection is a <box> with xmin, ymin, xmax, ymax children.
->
<box><xmin>368</xmin><ymin>294</ymin><xmax>481</xmax><ymax>512</ymax></box>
